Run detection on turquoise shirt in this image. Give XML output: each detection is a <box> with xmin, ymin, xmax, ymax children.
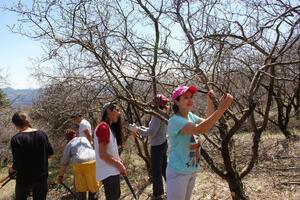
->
<box><xmin>167</xmin><ymin>112</ymin><xmax>201</xmax><ymax>174</ymax></box>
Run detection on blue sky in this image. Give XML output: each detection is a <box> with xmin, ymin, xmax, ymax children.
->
<box><xmin>0</xmin><ymin>0</ymin><xmax>42</xmax><ymax>89</ymax></box>
<box><xmin>0</xmin><ymin>0</ymin><xmax>183</xmax><ymax>90</ymax></box>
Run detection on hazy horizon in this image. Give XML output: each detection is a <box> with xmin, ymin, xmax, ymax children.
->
<box><xmin>0</xmin><ymin>0</ymin><xmax>42</xmax><ymax>90</ymax></box>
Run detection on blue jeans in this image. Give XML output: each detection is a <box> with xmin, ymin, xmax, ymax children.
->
<box><xmin>151</xmin><ymin>141</ymin><xmax>167</xmax><ymax>197</ymax></box>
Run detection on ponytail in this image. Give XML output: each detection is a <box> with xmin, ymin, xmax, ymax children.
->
<box><xmin>12</xmin><ymin>111</ymin><xmax>32</xmax><ymax>128</ymax></box>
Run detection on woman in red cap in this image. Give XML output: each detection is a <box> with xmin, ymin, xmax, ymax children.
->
<box><xmin>166</xmin><ymin>85</ymin><xmax>233</xmax><ymax>200</ymax></box>
<box><xmin>129</xmin><ymin>94</ymin><xmax>170</xmax><ymax>200</ymax></box>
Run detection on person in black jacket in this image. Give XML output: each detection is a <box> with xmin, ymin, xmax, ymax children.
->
<box><xmin>9</xmin><ymin>111</ymin><xmax>54</xmax><ymax>200</ymax></box>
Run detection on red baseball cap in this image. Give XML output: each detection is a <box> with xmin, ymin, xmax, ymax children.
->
<box><xmin>171</xmin><ymin>85</ymin><xmax>197</xmax><ymax>101</ymax></box>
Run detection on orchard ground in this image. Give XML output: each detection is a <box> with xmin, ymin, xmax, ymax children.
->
<box><xmin>0</xmin><ymin>131</ymin><xmax>299</xmax><ymax>200</ymax></box>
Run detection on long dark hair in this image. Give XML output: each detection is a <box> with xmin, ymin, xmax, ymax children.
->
<box><xmin>172</xmin><ymin>96</ymin><xmax>180</xmax><ymax>114</ymax></box>
<box><xmin>102</xmin><ymin>104</ymin><xmax>123</xmax><ymax>146</ymax></box>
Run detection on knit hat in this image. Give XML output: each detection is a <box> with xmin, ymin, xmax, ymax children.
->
<box><xmin>154</xmin><ymin>94</ymin><xmax>169</xmax><ymax>109</ymax></box>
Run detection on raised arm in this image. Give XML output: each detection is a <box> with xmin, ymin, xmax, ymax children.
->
<box><xmin>181</xmin><ymin>94</ymin><xmax>233</xmax><ymax>135</ymax></box>
<box><xmin>136</xmin><ymin>116</ymin><xmax>161</xmax><ymax>137</ymax></box>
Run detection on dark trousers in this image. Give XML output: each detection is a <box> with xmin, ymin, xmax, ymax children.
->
<box><xmin>102</xmin><ymin>175</ymin><xmax>120</xmax><ymax>200</ymax></box>
<box><xmin>77</xmin><ymin>192</ymin><xmax>98</xmax><ymax>200</ymax></box>
<box><xmin>151</xmin><ymin>141</ymin><xmax>167</xmax><ymax>197</ymax></box>
<box><xmin>15</xmin><ymin>178</ymin><xmax>48</xmax><ymax>200</ymax></box>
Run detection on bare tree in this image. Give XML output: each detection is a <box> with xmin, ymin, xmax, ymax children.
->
<box><xmin>4</xmin><ymin>0</ymin><xmax>300</xmax><ymax>199</ymax></box>
<box><xmin>166</xmin><ymin>0</ymin><xmax>300</xmax><ymax>199</ymax></box>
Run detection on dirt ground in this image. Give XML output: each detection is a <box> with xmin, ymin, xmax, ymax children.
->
<box><xmin>1</xmin><ymin>132</ymin><xmax>299</xmax><ymax>200</ymax></box>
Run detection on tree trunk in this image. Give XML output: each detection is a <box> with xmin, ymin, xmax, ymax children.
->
<box><xmin>226</xmin><ymin>173</ymin><xmax>249</xmax><ymax>200</ymax></box>
<box><xmin>279</xmin><ymin>126</ymin><xmax>292</xmax><ymax>139</ymax></box>
<box><xmin>294</xmin><ymin>103</ymin><xmax>300</xmax><ymax>120</ymax></box>
<box><xmin>275</xmin><ymin>90</ymin><xmax>293</xmax><ymax>139</ymax></box>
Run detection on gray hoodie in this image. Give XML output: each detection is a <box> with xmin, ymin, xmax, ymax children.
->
<box><xmin>137</xmin><ymin>116</ymin><xmax>167</xmax><ymax>146</ymax></box>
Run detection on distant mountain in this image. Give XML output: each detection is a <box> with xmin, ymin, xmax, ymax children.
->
<box><xmin>2</xmin><ymin>87</ymin><xmax>40</xmax><ymax>107</ymax></box>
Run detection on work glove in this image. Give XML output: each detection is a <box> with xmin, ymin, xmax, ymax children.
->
<box><xmin>128</xmin><ymin>123</ymin><xmax>138</xmax><ymax>133</ymax></box>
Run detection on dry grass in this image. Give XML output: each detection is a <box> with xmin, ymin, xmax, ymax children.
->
<box><xmin>0</xmin><ymin>168</ymin><xmax>15</xmax><ymax>200</ymax></box>
<box><xmin>1</xmin><ymin>131</ymin><xmax>299</xmax><ymax>200</ymax></box>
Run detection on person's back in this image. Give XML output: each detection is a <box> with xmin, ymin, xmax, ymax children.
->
<box><xmin>61</xmin><ymin>136</ymin><xmax>95</xmax><ymax>165</ymax></box>
<box><xmin>10</xmin><ymin>111</ymin><xmax>54</xmax><ymax>200</ymax></box>
<box><xmin>58</xmin><ymin>130</ymin><xmax>99</xmax><ymax>200</ymax></box>
<box><xmin>72</xmin><ymin>114</ymin><xmax>93</xmax><ymax>143</ymax></box>
<box><xmin>11</xmin><ymin>130</ymin><xmax>53</xmax><ymax>185</ymax></box>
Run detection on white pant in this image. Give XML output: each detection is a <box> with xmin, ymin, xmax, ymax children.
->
<box><xmin>166</xmin><ymin>167</ymin><xmax>197</xmax><ymax>200</ymax></box>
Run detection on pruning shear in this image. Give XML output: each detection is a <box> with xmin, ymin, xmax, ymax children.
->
<box><xmin>0</xmin><ymin>171</ymin><xmax>17</xmax><ymax>189</ymax></box>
